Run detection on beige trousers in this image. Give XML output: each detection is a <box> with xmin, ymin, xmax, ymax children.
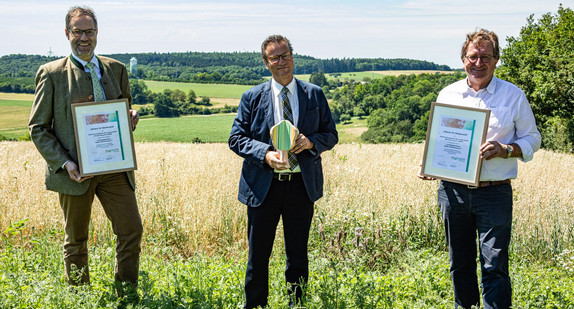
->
<box><xmin>58</xmin><ymin>172</ymin><xmax>143</xmax><ymax>285</ymax></box>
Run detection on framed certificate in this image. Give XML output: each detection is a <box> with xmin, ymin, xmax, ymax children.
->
<box><xmin>421</xmin><ymin>102</ymin><xmax>490</xmax><ymax>186</ymax></box>
<box><xmin>71</xmin><ymin>99</ymin><xmax>137</xmax><ymax>177</ymax></box>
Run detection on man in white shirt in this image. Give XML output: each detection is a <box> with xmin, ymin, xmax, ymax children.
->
<box><xmin>419</xmin><ymin>29</ymin><xmax>541</xmax><ymax>309</ymax></box>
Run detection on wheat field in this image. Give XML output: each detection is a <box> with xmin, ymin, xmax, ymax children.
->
<box><xmin>1</xmin><ymin>141</ymin><xmax>573</xmax><ymax>260</ymax></box>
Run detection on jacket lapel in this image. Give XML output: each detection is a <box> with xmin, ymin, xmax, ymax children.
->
<box><xmin>66</xmin><ymin>56</ymin><xmax>92</xmax><ymax>104</ymax></box>
<box><xmin>262</xmin><ymin>80</ymin><xmax>275</xmax><ymax>132</ymax></box>
<box><xmin>296</xmin><ymin>79</ymin><xmax>308</xmax><ymax>127</ymax></box>
<box><xmin>97</xmin><ymin>56</ymin><xmax>111</xmax><ymax>99</ymax></box>
<box><xmin>97</xmin><ymin>56</ymin><xmax>123</xmax><ymax>101</ymax></box>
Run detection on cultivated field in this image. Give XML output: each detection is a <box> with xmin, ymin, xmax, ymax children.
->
<box><xmin>366</xmin><ymin>70</ymin><xmax>457</xmax><ymax>76</ymax></box>
<box><xmin>2</xmin><ymin>142</ymin><xmax>573</xmax><ymax>258</ymax></box>
<box><xmin>0</xmin><ymin>92</ymin><xmax>34</xmax><ymax>139</ymax></box>
<box><xmin>143</xmin><ymin>80</ymin><xmax>251</xmax><ymax>99</ymax></box>
<box><xmin>1</xmin><ymin>141</ymin><xmax>573</xmax><ymax>307</ymax></box>
<box><xmin>291</xmin><ymin>70</ymin><xmax>456</xmax><ymax>82</ymax></box>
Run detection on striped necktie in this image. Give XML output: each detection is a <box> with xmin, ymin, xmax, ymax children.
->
<box><xmin>85</xmin><ymin>62</ymin><xmax>105</xmax><ymax>102</ymax></box>
<box><xmin>281</xmin><ymin>87</ymin><xmax>298</xmax><ymax>170</ymax></box>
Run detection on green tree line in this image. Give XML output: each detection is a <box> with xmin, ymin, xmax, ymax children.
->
<box><xmin>328</xmin><ymin>72</ymin><xmax>466</xmax><ymax>143</ymax></box>
<box><xmin>497</xmin><ymin>5</ymin><xmax>574</xmax><ymax>152</ymax></box>
<box><xmin>330</xmin><ymin>5</ymin><xmax>573</xmax><ymax>152</ymax></box>
<box><xmin>0</xmin><ymin>52</ymin><xmax>451</xmax><ymax>90</ymax></box>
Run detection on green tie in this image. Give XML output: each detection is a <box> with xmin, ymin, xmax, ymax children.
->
<box><xmin>85</xmin><ymin>62</ymin><xmax>105</xmax><ymax>101</ymax></box>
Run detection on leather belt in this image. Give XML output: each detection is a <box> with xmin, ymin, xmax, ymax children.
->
<box><xmin>467</xmin><ymin>179</ymin><xmax>511</xmax><ymax>189</ymax></box>
<box><xmin>273</xmin><ymin>173</ymin><xmax>302</xmax><ymax>182</ymax></box>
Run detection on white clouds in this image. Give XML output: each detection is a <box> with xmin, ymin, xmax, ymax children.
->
<box><xmin>0</xmin><ymin>0</ymin><xmax>571</xmax><ymax>68</ymax></box>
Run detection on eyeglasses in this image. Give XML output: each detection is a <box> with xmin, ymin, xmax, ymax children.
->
<box><xmin>69</xmin><ymin>29</ymin><xmax>96</xmax><ymax>38</ymax></box>
<box><xmin>466</xmin><ymin>54</ymin><xmax>494</xmax><ymax>64</ymax></box>
<box><xmin>267</xmin><ymin>52</ymin><xmax>292</xmax><ymax>64</ymax></box>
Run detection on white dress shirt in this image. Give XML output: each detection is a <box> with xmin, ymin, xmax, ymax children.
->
<box><xmin>271</xmin><ymin>77</ymin><xmax>299</xmax><ymax>127</ymax></box>
<box><xmin>437</xmin><ymin>76</ymin><xmax>541</xmax><ymax>181</ymax></box>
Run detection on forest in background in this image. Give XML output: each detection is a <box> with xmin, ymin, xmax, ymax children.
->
<box><xmin>0</xmin><ymin>6</ymin><xmax>572</xmax><ymax>152</ymax></box>
<box><xmin>0</xmin><ymin>52</ymin><xmax>450</xmax><ymax>91</ymax></box>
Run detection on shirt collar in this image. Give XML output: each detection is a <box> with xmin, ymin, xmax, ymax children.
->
<box><xmin>71</xmin><ymin>53</ymin><xmax>100</xmax><ymax>71</ymax></box>
<box><xmin>271</xmin><ymin>77</ymin><xmax>296</xmax><ymax>96</ymax></box>
<box><xmin>464</xmin><ymin>76</ymin><xmax>498</xmax><ymax>95</ymax></box>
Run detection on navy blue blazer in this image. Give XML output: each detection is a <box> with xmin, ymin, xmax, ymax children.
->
<box><xmin>229</xmin><ymin>79</ymin><xmax>338</xmax><ymax>207</ymax></box>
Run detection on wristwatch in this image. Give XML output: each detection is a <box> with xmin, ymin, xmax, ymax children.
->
<box><xmin>505</xmin><ymin>144</ymin><xmax>513</xmax><ymax>158</ymax></box>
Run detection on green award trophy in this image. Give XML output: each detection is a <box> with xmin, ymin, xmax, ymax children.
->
<box><xmin>270</xmin><ymin>119</ymin><xmax>299</xmax><ymax>163</ymax></box>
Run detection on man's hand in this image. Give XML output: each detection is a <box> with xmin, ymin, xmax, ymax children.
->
<box><xmin>417</xmin><ymin>162</ymin><xmax>436</xmax><ymax>181</ymax></box>
<box><xmin>480</xmin><ymin>141</ymin><xmax>507</xmax><ymax>160</ymax></box>
<box><xmin>291</xmin><ymin>134</ymin><xmax>314</xmax><ymax>154</ymax></box>
<box><xmin>265</xmin><ymin>150</ymin><xmax>290</xmax><ymax>170</ymax></box>
<box><xmin>130</xmin><ymin>109</ymin><xmax>139</xmax><ymax>131</ymax></box>
<box><xmin>64</xmin><ymin>161</ymin><xmax>92</xmax><ymax>183</ymax></box>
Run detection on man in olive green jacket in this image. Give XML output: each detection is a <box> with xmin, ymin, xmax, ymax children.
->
<box><xmin>28</xmin><ymin>6</ymin><xmax>142</xmax><ymax>293</ymax></box>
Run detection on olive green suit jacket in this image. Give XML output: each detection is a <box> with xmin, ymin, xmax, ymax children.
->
<box><xmin>28</xmin><ymin>55</ymin><xmax>135</xmax><ymax>195</ymax></box>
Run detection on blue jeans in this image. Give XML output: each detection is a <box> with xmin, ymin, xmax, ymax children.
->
<box><xmin>438</xmin><ymin>181</ymin><xmax>513</xmax><ymax>309</ymax></box>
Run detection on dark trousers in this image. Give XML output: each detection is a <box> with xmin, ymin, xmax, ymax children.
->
<box><xmin>59</xmin><ymin>172</ymin><xmax>143</xmax><ymax>286</ymax></box>
<box><xmin>438</xmin><ymin>181</ymin><xmax>513</xmax><ymax>309</ymax></box>
<box><xmin>244</xmin><ymin>176</ymin><xmax>314</xmax><ymax>308</ymax></box>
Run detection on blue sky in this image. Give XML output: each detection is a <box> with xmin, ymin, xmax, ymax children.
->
<box><xmin>0</xmin><ymin>0</ymin><xmax>570</xmax><ymax>68</ymax></box>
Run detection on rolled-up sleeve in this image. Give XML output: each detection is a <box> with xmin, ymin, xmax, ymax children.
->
<box><xmin>514</xmin><ymin>93</ymin><xmax>541</xmax><ymax>162</ymax></box>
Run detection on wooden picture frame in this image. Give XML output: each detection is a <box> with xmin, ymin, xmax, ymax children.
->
<box><xmin>71</xmin><ymin>99</ymin><xmax>137</xmax><ymax>177</ymax></box>
<box><xmin>421</xmin><ymin>102</ymin><xmax>490</xmax><ymax>186</ymax></box>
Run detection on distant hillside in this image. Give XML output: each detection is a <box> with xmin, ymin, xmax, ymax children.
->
<box><xmin>0</xmin><ymin>52</ymin><xmax>451</xmax><ymax>87</ymax></box>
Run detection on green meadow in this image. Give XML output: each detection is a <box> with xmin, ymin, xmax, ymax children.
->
<box><xmin>133</xmin><ymin>114</ymin><xmax>364</xmax><ymax>143</ymax></box>
<box><xmin>134</xmin><ymin>114</ymin><xmax>236</xmax><ymax>143</ymax></box>
<box><xmin>0</xmin><ymin>93</ymin><xmax>34</xmax><ymax>139</ymax></box>
<box><xmin>143</xmin><ymin>80</ymin><xmax>251</xmax><ymax>99</ymax></box>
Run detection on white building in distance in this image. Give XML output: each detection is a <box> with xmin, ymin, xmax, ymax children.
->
<box><xmin>130</xmin><ymin>57</ymin><xmax>137</xmax><ymax>76</ymax></box>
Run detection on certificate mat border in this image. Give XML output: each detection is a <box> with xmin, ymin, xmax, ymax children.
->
<box><xmin>71</xmin><ymin>99</ymin><xmax>137</xmax><ymax>177</ymax></box>
<box><xmin>421</xmin><ymin>102</ymin><xmax>490</xmax><ymax>186</ymax></box>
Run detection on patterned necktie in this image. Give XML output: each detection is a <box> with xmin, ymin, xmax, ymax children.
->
<box><xmin>281</xmin><ymin>87</ymin><xmax>298</xmax><ymax>170</ymax></box>
<box><xmin>85</xmin><ymin>62</ymin><xmax>105</xmax><ymax>101</ymax></box>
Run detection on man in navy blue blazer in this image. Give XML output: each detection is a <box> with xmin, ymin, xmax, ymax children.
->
<box><xmin>229</xmin><ymin>34</ymin><xmax>338</xmax><ymax>308</ymax></box>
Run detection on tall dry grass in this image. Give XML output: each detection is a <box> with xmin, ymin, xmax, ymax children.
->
<box><xmin>1</xmin><ymin>141</ymin><xmax>573</xmax><ymax>262</ymax></box>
